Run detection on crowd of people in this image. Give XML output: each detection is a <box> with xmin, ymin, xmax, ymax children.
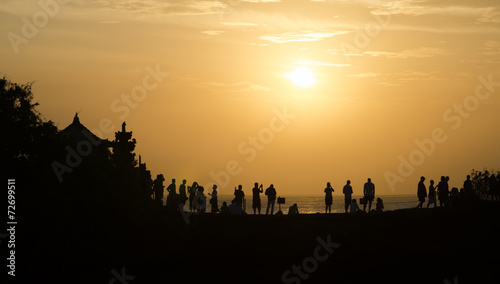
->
<box><xmin>328</xmin><ymin>178</ymin><xmax>384</xmax><ymax>214</ymax></box>
<box><xmin>148</xmin><ymin>173</ymin><xmax>495</xmax><ymax>216</ymax></box>
<box><xmin>150</xmin><ymin>176</ymin><xmax>281</xmax><ymax>215</ymax></box>
<box><xmin>414</xmin><ymin>174</ymin><xmax>499</xmax><ymax>208</ymax></box>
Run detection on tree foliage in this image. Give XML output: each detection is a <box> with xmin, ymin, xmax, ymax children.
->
<box><xmin>0</xmin><ymin>76</ymin><xmax>58</xmax><ymax>177</ymax></box>
<box><xmin>470</xmin><ymin>168</ymin><xmax>500</xmax><ymax>200</ymax></box>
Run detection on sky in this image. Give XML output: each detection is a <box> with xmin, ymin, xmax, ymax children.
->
<box><xmin>2</xmin><ymin>0</ymin><xmax>500</xmax><ymax>196</ymax></box>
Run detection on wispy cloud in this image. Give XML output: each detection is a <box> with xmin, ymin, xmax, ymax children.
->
<box><xmin>259</xmin><ymin>31</ymin><xmax>349</xmax><ymax>43</ymax></box>
<box><xmin>364</xmin><ymin>47</ymin><xmax>453</xmax><ymax>59</ymax></box>
<box><xmin>482</xmin><ymin>40</ymin><xmax>500</xmax><ymax>55</ymax></box>
<box><xmin>88</xmin><ymin>0</ymin><xmax>229</xmax><ymax>16</ymax></box>
<box><xmin>219</xmin><ymin>22</ymin><xmax>259</xmax><ymax>26</ymax></box>
<box><xmin>241</xmin><ymin>0</ymin><xmax>281</xmax><ymax>2</ymax></box>
<box><xmin>209</xmin><ymin>81</ymin><xmax>272</xmax><ymax>92</ymax></box>
<box><xmin>347</xmin><ymin>73</ymin><xmax>379</xmax><ymax>78</ymax></box>
<box><xmin>370</xmin><ymin>0</ymin><xmax>500</xmax><ymax>25</ymax></box>
<box><xmin>201</xmin><ymin>30</ymin><xmax>226</xmax><ymax>35</ymax></box>
<box><xmin>296</xmin><ymin>60</ymin><xmax>350</xmax><ymax>67</ymax></box>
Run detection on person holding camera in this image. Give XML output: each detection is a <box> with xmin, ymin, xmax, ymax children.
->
<box><xmin>252</xmin><ymin>183</ymin><xmax>263</xmax><ymax>214</ymax></box>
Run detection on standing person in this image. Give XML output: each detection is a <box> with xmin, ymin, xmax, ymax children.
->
<box><xmin>252</xmin><ymin>183</ymin><xmax>263</xmax><ymax>214</ymax></box>
<box><xmin>234</xmin><ymin>185</ymin><xmax>245</xmax><ymax>212</ymax></box>
<box><xmin>437</xmin><ymin>176</ymin><xmax>448</xmax><ymax>207</ymax></box>
<box><xmin>208</xmin><ymin>184</ymin><xmax>219</xmax><ymax>213</ymax></box>
<box><xmin>265</xmin><ymin>184</ymin><xmax>277</xmax><ymax>215</ymax></box>
<box><xmin>324</xmin><ymin>182</ymin><xmax>334</xmax><ymax>214</ymax></box>
<box><xmin>363</xmin><ymin>178</ymin><xmax>375</xmax><ymax>212</ymax></box>
<box><xmin>463</xmin><ymin>175</ymin><xmax>473</xmax><ymax>201</ymax></box>
<box><xmin>178</xmin><ymin>179</ymin><xmax>188</xmax><ymax>209</ymax></box>
<box><xmin>188</xmin><ymin>182</ymin><xmax>198</xmax><ymax>212</ymax></box>
<box><xmin>194</xmin><ymin>186</ymin><xmax>206</xmax><ymax>213</ymax></box>
<box><xmin>416</xmin><ymin>176</ymin><xmax>427</xmax><ymax>208</ymax></box>
<box><xmin>153</xmin><ymin>174</ymin><xmax>165</xmax><ymax>206</ymax></box>
<box><xmin>166</xmin><ymin>179</ymin><xmax>177</xmax><ymax>209</ymax></box>
<box><xmin>343</xmin><ymin>180</ymin><xmax>353</xmax><ymax>213</ymax></box>
<box><xmin>427</xmin><ymin>180</ymin><xmax>437</xmax><ymax>208</ymax></box>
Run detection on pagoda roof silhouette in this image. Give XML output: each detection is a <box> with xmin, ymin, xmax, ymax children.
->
<box><xmin>58</xmin><ymin>113</ymin><xmax>108</xmax><ymax>146</ymax></box>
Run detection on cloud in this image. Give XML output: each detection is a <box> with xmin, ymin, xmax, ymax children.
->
<box><xmin>477</xmin><ymin>7</ymin><xmax>500</xmax><ymax>24</ymax></box>
<box><xmin>364</xmin><ymin>47</ymin><xmax>453</xmax><ymax>59</ymax></box>
<box><xmin>201</xmin><ymin>30</ymin><xmax>226</xmax><ymax>35</ymax></box>
<box><xmin>369</xmin><ymin>0</ymin><xmax>500</xmax><ymax>25</ymax></box>
<box><xmin>347</xmin><ymin>73</ymin><xmax>380</xmax><ymax>78</ymax></box>
<box><xmin>482</xmin><ymin>40</ymin><xmax>500</xmax><ymax>55</ymax></box>
<box><xmin>296</xmin><ymin>60</ymin><xmax>350</xmax><ymax>67</ymax></box>
<box><xmin>88</xmin><ymin>0</ymin><xmax>229</xmax><ymax>16</ymax></box>
<box><xmin>240</xmin><ymin>0</ymin><xmax>281</xmax><ymax>2</ymax></box>
<box><xmin>219</xmin><ymin>22</ymin><xmax>258</xmax><ymax>26</ymax></box>
<box><xmin>209</xmin><ymin>81</ymin><xmax>272</xmax><ymax>92</ymax></box>
<box><xmin>259</xmin><ymin>31</ymin><xmax>350</xmax><ymax>43</ymax></box>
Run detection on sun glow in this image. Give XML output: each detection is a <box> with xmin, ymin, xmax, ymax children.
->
<box><xmin>287</xmin><ymin>67</ymin><xmax>316</xmax><ymax>88</ymax></box>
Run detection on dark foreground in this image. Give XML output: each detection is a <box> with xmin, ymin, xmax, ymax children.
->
<box><xmin>13</xmin><ymin>201</ymin><xmax>500</xmax><ymax>284</ymax></box>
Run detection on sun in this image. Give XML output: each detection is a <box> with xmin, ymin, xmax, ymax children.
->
<box><xmin>287</xmin><ymin>67</ymin><xmax>316</xmax><ymax>88</ymax></box>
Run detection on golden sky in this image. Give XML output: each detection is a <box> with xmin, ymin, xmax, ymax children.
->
<box><xmin>2</xmin><ymin>0</ymin><xmax>500</xmax><ymax>196</ymax></box>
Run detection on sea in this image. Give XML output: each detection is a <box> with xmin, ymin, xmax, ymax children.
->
<box><xmin>178</xmin><ymin>194</ymin><xmax>418</xmax><ymax>214</ymax></box>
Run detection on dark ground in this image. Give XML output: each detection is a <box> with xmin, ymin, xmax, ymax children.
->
<box><xmin>12</xmin><ymin>201</ymin><xmax>500</xmax><ymax>284</ymax></box>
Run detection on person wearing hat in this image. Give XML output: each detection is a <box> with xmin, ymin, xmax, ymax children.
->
<box><xmin>416</xmin><ymin>176</ymin><xmax>427</xmax><ymax>208</ymax></box>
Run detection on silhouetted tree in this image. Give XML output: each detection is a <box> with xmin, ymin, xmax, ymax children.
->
<box><xmin>470</xmin><ymin>169</ymin><xmax>500</xmax><ymax>200</ymax></box>
<box><xmin>0</xmin><ymin>76</ymin><xmax>58</xmax><ymax>179</ymax></box>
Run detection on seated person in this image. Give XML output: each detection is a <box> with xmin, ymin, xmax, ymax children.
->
<box><xmin>228</xmin><ymin>200</ymin><xmax>243</xmax><ymax>215</ymax></box>
<box><xmin>376</xmin><ymin>198</ymin><xmax>384</xmax><ymax>213</ymax></box>
<box><xmin>350</xmin><ymin>199</ymin><xmax>360</xmax><ymax>214</ymax></box>
<box><xmin>288</xmin><ymin>203</ymin><xmax>299</xmax><ymax>215</ymax></box>
<box><xmin>219</xmin><ymin>201</ymin><xmax>229</xmax><ymax>215</ymax></box>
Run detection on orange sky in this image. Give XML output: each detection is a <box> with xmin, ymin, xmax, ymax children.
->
<box><xmin>2</xmin><ymin>0</ymin><xmax>500</xmax><ymax>196</ymax></box>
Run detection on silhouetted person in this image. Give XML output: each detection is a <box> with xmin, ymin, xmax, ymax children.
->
<box><xmin>427</xmin><ymin>180</ymin><xmax>437</xmax><ymax>208</ymax></box>
<box><xmin>343</xmin><ymin>180</ymin><xmax>353</xmax><ymax>213</ymax></box>
<box><xmin>166</xmin><ymin>179</ymin><xmax>177</xmax><ymax>209</ymax></box>
<box><xmin>376</xmin><ymin>198</ymin><xmax>384</xmax><ymax>213</ymax></box>
<box><xmin>234</xmin><ymin>185</ymin><xmax>245</xmax><ymax>212</ymax></box>
<box><xmin>141</xmin><ymin>170</ymin><xmax>153</xmax><ymax>200</ymax></box>
<box><xmin>179</xmin><ymin>179</ymin><xmax>188</xmax><ymax>208</ymax></box>
<box><xmin>449</xmin><ymin>187</ymin><xmax>459</xmax><ymax>206</ymax></box>
<box><xmin>416</xmin><ymin>176</ymin><xmax>427</xmax><ymax>208</ymax></box>
<box><xmin>350</xmin><ymin>199</ymin><xmax>360</xmax><ymax>214</ymax></box>
<box><xmin>229</xmin><ymin>199</ymin><xmax>243</xmax><ymax>215</ymax></box>
<box><xmin>252</xmin><ymin>183</ymin><xmax>263</xmax><ymax>214</ymax></box>
<box><xmin>437</xmin><ymin>176</ymin><xmax>448</xmax><ymax>207</ymax></box>
<box><xmin>288</xmin><ymin>203</ymin><xmax>299</xmax><ymax>215</ymax></box>
<box><xmin>208</xmin><ymin>184</ymin><xmax>219</xmax><ymax>213</ymax></box>
<box><xmin>463</xmin><ymin>175</ymin><xmax>473</xmax><ymax>201</ymax></box>
<box><xmin>188</xmin><ymin>182</ymin><xmax>198</xmax><ymax>212</ymax></box>
<box><xmin>153</xmin><ymin>174</ymin><xmax>165</xmax><ymax>206</ymax></box>
<box><xmin>459</xmin><ymin>187</ymin><xmax>465</xmax><ymax>201</ymax></box>
<box><xmin>265</xmin><ymin>184</ymin><xmax>277</xmax><ymax>215</ymax></box>
<box><xmin>445</xmin><ymin>176</ymin><xmax>451</xmax><ymax>202</ymax></box>
<box><xmin>324</xmin><ymin>182</ymin><xmax>334</xmax><ymax>214</ymax></box>
<box><xmin>220</xmin><ymin>201</ymin><xmax>229</xmax><ymax>215</ymax></box>
<box><xmin>194</xmin><ymin>186</ymin><xmax>206</xmax><ymax>213</ymax></box>
<box><xmin>363</xmin><ymin>178</ymin><xmax>375</xmax><ymax>212</ymax></box>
